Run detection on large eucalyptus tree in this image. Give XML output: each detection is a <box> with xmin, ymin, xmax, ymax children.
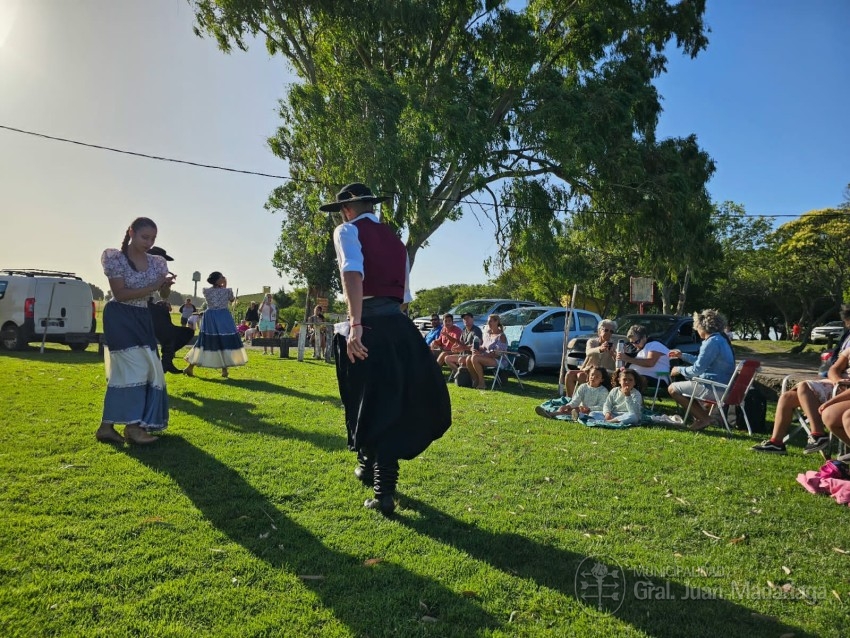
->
<box><xmin>191</xmin><ymin>0</ymin><xmax>710</xmax><ymax>295</ymax></box>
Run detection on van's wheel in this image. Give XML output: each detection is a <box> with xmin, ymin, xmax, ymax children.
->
<box><xmin>1</xmin><ymin>325</ymin><xmax>24</xmax><ymax>351</ymax></box>
<box><xmin>69</xmin><ymin>342</ymin><xmax>88</xmax><ymax>352</ymax></box>
<box><xmin>519</xmin><ymin>347</ymin><xmax>536</xmax><ymax>374</ymax></box>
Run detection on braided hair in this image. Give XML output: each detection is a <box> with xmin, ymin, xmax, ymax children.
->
<box><xmin>121</xmin><ymin>217</ymin><xmax>157</xmax><ymax>271</ymax></box>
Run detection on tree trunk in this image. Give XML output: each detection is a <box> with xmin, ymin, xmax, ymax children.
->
<box><xmin>675</xmin><ymin>267</ymin><xmax>690</xmax><ymax>317</ymax></box>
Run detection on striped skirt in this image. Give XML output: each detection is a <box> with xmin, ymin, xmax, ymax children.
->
<box><xmin>184</xmin><ymin>308</ymin><xmax>248</xmax><ymax>368</ymax></box>
<box><xmin>101</xmin><ymin>301</ymin><xmax>168</xmax><ymax>431</ymax></box>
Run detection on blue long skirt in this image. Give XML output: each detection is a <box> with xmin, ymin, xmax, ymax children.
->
<box><xmin>101</xmin><ymin>302</ymin><xmax>168</xmax><ymax>431</ymax></box>
<box><xmin>184</xmin><ymin>308</ymin><xmax>248</xmax><ymax>368</ymax></box>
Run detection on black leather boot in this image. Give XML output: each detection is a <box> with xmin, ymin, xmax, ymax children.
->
<box><xmin>364</xmin><ymin>461</ymin><xmax>398</xmax><ymax>516</ymax></box>
<box><xmin>353</xmin><ymin>453</ymin><xmax>374</xmax><ymax>486</ymax></box>
<box><xmin>162</xmin><ymin>358</ymin><xmax>183</xmax><ymax>374</ymax></box>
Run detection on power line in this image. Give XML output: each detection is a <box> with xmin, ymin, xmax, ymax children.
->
<box><xmin>0</xmin><ymin>124</ymin><xmax>315</xmax><ymax>184</ymax></box>
<box><xmin>1</xmin><ymin>123</ymin><xmax>845</xmax><ymax>220</ymax></box>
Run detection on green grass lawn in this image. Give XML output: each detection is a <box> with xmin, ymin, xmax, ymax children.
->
<box><xmin>1</xmin><ymin>344</ymin><xmax>848</xmax><ymax>637</ymax></box>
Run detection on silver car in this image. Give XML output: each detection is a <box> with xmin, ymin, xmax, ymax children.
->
<box><xmin>499</xmin><ymin>306</ymin><xmax>602</xmax><ymax>373</ymax></box>
<box><xmin>412</xmin><ymin>298</ymin><xmax>538</xmax><ymax>334</ymax></box>
<box><xmin>810</xmin><ymin>321</ymin><xmax>845</xmax><ymax>344</ymax></box>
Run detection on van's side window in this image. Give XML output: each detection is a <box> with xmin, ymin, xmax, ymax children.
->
<box><xmin>0</xmin><ymin>282</ymin><xmax>7</xmax><ymax>300</ymax></box>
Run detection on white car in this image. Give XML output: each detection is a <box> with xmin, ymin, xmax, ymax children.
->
<box><xmin>0</xmin><ymin>269</ymin><xmax>96</xmax><ymax>351</ymax></box>
<box><xmin>499</xmin><ymin>306</ymin><xmax>602</xmax><ymax>373</ymax></box>
<box><xmin>810</xmin><ymin>321</ymin><xmax>845</xmax><ymax>344</ymax></box>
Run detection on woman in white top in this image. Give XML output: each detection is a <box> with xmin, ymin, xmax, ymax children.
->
<box><xmin>257</xmin><ymin>293</ymin><xmax>278</xmax><ymax>355</ymax></box>
<box><xmin>616</xmin><ymin>324</ymin><xmax>671</xmax><ymax>387</ymax></box>
<box><xmin>466</xmin><ymin>314</ymin><xmax>508</xmax><ymax>390</ymax></box>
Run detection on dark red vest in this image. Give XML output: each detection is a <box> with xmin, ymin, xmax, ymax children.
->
<box><xmin>353</xmin><ymin>217</ymin><xmax>407</xmax><ymax>300</ymax></box>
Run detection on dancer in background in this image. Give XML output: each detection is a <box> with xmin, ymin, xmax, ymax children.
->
<box><xmin>98</xmin><ymin>217</ymin><xmax>172</xmax><ymax>445</ymax></box>
<box><xmin>146</xmin><ymin>246</ymin><xmax>194</xmax><ymax>374</ymax></box>
<box><xmin>321</xmin><ymin>182</ymin><xmax>451</xmax><ymax>515</ymax></box>
<box><xmin>184</xmin><ymin>271</ymin><xmax>248</xmax><ymax>378</ymax></box>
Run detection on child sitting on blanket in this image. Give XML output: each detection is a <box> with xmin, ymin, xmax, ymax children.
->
<box><xmin>536</xmin><ymin>367</ymin><xmax>611</xmax><ymax>419</ymax></box>
<box><xmin>588</xmin><ymin>368</ymin><xmax>645</xmax><ymax>425</ymax></box>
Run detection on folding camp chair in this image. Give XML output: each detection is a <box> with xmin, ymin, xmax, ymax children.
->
<box><xmin>682</xmin><ymin>360</ymin><xmax>761</xmax><ymax>434</ymax></box>
<box><xmin>647</xmin><ymin>370</ymin><xmax>670</xmax><ymax>412</ymax></box>
<box><xmin>780</xmin><ymin>375</ymin><xmax>850</xmax><ymax>456</ymax></box>
<box><xmin>486</xmin><ymin>349</ymin><xmax>525</xmax><ymax>391</ymax></box>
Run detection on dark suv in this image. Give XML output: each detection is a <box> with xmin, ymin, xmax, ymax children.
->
<box><xmin>565</xmin><ymin>314</ymin><xmax>702</xmax><ymax>369</ymax></box>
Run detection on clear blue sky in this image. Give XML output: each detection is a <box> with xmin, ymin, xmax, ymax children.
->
<box><xmin>1</xmin><ymin>0</ymin><xmax>847</xmax><ymax>299</ymax></box>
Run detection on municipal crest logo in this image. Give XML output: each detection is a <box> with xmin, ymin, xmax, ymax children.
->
<box><xmin>574</xmin><ymin>556</ymin><xmax>626</xmax><ymax>613</ymax></box>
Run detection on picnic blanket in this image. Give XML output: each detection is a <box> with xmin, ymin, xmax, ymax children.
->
<box><xmin>536</xmin><ymin>397</ymin><xmax>683</xmax><ymax>429</ymax></box>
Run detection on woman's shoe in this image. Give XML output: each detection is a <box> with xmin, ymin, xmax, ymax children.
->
<box><xmin>95</xmin><ymin>424</ymin><xmax>124</xmax><ymax>445</ymax></box>
<box><xmin>221</xmin><ymin>368</ymin><xmax>229</xmax><ymax>379</ymax></box>
<box><xmin>124</xmin><ymin>424</ymin><xmax>158</xmax><ymax>444</ymax></box>
<box><xmin>184</xmin><ymin>365</ymin><xmax>195</xmax><ymax>377</ymax></box>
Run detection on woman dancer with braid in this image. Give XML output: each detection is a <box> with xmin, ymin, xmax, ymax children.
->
<box><xmin>97</xmin><ymin>217</ymin><xmax>173</xmax><ymax>445</ymax></box>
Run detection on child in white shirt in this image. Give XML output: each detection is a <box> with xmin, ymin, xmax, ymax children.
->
<box><xmin>588</xmin><ymin>368</ymin><xmax>644</xmax><ymax>424</ymax></box>
<box><xmin>536</xmin><ymin>367</ymin><xmax>611</xmax><ymax>419</ymax></box>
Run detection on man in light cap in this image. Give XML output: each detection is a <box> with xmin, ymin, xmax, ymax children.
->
<box><xmin>321</xmin><ymin>182</ymin><xmax>452</xmax><ymax>515</ymax></box>
<box><xmin>147</xmin><ymin>247</ymin><xmax>194</xmax><ymax>374</ymax></box>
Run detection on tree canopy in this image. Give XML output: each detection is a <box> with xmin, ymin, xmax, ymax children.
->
<box><xmin>191</xmin><ymin>0</ymin><xmax>711</xmax><ymax>298</ymax></box>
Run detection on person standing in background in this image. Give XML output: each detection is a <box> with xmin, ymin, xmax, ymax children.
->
<box><xmin>179</xmin><ymin>297</ymin><xmax>196</xmax><ymax>327</ymax></box>
<box><xmin>257</xmin><ymin>293</ymin><xmax>278</xmax><ymax>355</ymax></box>
<box><xmin>244</xmin><ymin>301</ymin><xmax>260</xmax><ymax>327</ymax></box>
<box><xmin>308</xmin><ymin>304</ymin><xmax>328</xmax><ymax>359</ymax></box>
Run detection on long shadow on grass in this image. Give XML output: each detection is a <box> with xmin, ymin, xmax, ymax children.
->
<box><xmin>168</xmin><ymin>393</ymin><xmax>346</xmax><ymax>452</ymax></box>
<box><xmin>396</xmin><ymin>496</ymin><xmax>815</xmax><ymax>638</ymax></box>
<box><xmin>179</xmin><ymin>376</ymin><xmax>340</xmax><ymax>403</ymax></box>
<box><xmin>130</xmin><ymin>437</ymin><xmax>496</xmax><ymax>635</ymax></box>
<box><xmin>0</xmin><ymin>348</ymin><xmax>103</xmax><ymax>363</ymax></box>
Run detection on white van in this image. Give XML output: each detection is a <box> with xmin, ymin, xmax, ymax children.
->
<box><xmin>0</xmin><ymin>269</ymin><xmax>97</xmax><ymax>351</ymax></box>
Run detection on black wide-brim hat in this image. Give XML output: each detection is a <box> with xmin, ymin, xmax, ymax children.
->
<box><xmin>319</xmin><ymin>182</ymin><xmax>389</xmax><ymax>212</ymax></box>
<box><xmin>147</xmin><ymin>246</ymin><xmax>174</xmax><ymax>261</ymax></box>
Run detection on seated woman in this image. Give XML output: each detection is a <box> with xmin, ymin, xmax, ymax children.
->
<box><xmin>536</xmin><ymin>366</ymin><xmax>611</xmax><ymax>419</ymax></box>
<box><xmin>817</xmin><ymin>386</ymin><xmax>850</xmax><ymax>450</ymax></box>
<box><xmin>465</xmin><ymin>314</ymin><xmax>508</xmax><ymax>390</ymax></box>
<box><xmin>615</xmin><ymin>324</ymin><xmax>671</xmax><ymax>390</ymax></box>
<box><xmin>667</xmin><ymin>309</ymin><xmax>736</xmax><ymax>431</ymax></box>
<box><xmin>565</xmin><ymin>320</ymin><xmax>617</xmax><ymax>397</ymax></box>
<box><xmin>588</xmin><ymin>368</ymin><xmax>645</xmax><ymax>425</ymax></box>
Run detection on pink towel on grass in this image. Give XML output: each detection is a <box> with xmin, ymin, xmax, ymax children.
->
<box><xmin>796</xmin><ymin>468</ymin><xmax>850</xmax><ymax>506</ymax></box>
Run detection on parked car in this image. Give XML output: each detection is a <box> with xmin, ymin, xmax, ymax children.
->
<box><xmin>498</xmin><ymin>306</ymin><xmax>602</xmax><ymax>373</ymax></box>
<box><xmin>0</xmin><ymin>269</ymin><xmax>97</xmax><ymax>351</ymax></box>
<box><xmin>412</xmin><ymin>298</ymin><xmax>538</xmax><ymax>334</ymax></box>
<box><xmin>565</xmin><ymin>313</ymin><xmax>702</xmax><ymax>370</ymax></box>
<box><xmin>810</xmin><ymin>320</ymin><xmax>845</xmax><ymax>344</ymax></box>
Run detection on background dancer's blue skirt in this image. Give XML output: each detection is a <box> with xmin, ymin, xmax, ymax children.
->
<box><xmin>102</xmin><ymin>302</ymin><xmax>168</xmax><ymax>431</ymax></box>
<box><xmin>184</xmin><ymin>308</ymin><xmax>248</xmax><ymax>368</ymax></box>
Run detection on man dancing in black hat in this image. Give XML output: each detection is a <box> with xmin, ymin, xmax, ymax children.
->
<box><xmin>321</xmin><ymin>182</ymin><xmax>452</xmax><ymax>515</ymax></box>
<box><xmin>147</xmin><ymin>247</ymin><xmax>194</xmax><ymax>374</ymax></box>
